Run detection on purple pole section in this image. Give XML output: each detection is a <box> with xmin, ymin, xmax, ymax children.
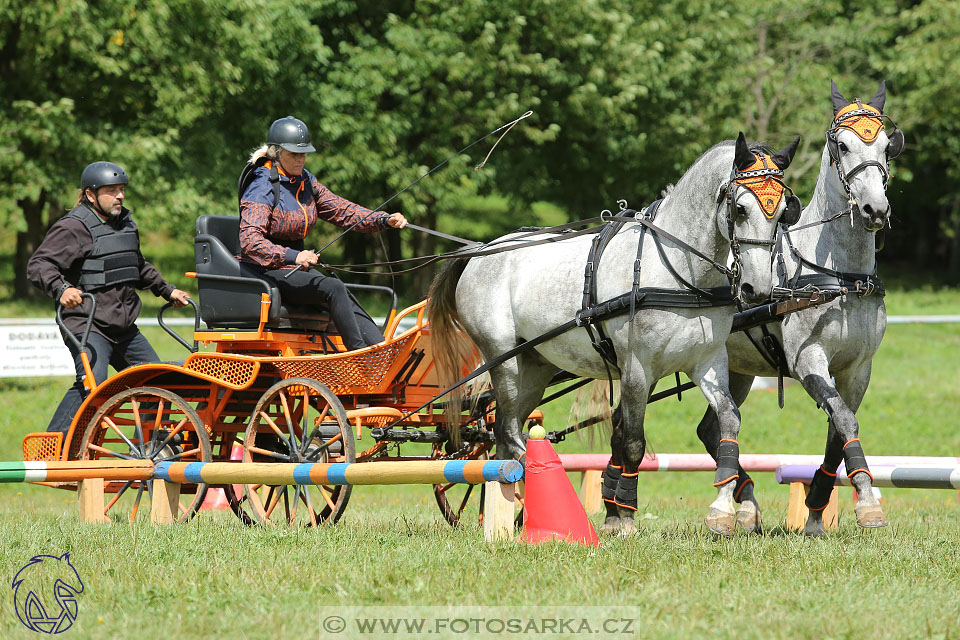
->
<box><xmin>777</xmin><ymin>464</ymin><xmax>960</xmax><ymax>490</ymax></box>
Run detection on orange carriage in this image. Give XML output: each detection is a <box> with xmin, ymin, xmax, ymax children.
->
<box><xmin>22</xmin><ymin>215</ymin><xmax>538</xmax><ymax>526</ymax></box>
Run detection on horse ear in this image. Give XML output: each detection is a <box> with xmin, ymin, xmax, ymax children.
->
<box><xmin>831</xmin><ymin>80</ymin><xmax>849</xmax><ymax>117</ymax></box>
<box><xmin>867</xmin><ymin>80</ymin><xmax>887</xmax><ymax>112</ymax></box>
<box><xmin>734</xmin><ymin>132</ymin><xmax>754</xmax><ymax>171</ymax></box>
<box><xmin>771</xmin><ymin>136</ymin><xmax>801</xmax><ymax>170</ymax></box>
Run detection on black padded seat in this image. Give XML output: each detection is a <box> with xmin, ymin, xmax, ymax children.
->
<box><xmin>194</xmin><ymin>214</ymin><xmax>332</xmax><ymax>332</ymax></box>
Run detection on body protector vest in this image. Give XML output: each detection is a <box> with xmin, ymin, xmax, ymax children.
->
<box><xmin>64</xmin><ymin>206</ymin><xmax>142</xmax><ymax>291</ymax></box>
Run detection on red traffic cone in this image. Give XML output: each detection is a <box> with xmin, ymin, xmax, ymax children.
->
<box><xmin>201</xmin><ymin>487</ymin><xmax>230</xmax><ymax>511</ymax></box>
<box><xmin>520</xmin><ymin>437</ymin><xmax>599</xmax><ymax>546</ymax></box>
<box><xmin>201</xmin><ymin>444</ymin><xmax>243</xmax><ymax>511</ymax></box>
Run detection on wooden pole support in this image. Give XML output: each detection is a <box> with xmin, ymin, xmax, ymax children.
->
<box><xmin>786</xmin><ymin>482</ymin><xmax>839</xmax><ymax>531</ymax></box>
<box><xmin>483</xmin><ymin>481</ymin><xmax>516</xmax><ymax>542</ymax></box>
<box><xmin>78</xmin><ymin>478</ymin><xmax>107</xmax><ymax>524</ymax></box>
<box><xmin>150</xmin><ymin>479</ymin><xmax>181</xmax><ymax>525</ymax></box>
<box><xmin>580</xmin><ymin>469</ymin><xmax>603</xmax><ymax>514</ymax></box>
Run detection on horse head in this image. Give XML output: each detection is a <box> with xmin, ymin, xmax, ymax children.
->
<box><xmin>827</xmin><ymin>80</ymin><xmax>903</xmax><ymax>231</ymax></box>
<box><xmin>717</xmin><ymin>132</ymin><xmax>801</xmax><ymax>303</ymax></box>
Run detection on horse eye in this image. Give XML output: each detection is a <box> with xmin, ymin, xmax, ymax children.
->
<box><xmin>838</xmin><ymin>141</ymin><xmax>849</xmax><ymax>153</ymax></box>
<box><xmin>736</xmin><ymin>204</ymin><xmax>747</xmax><ymax>219</ymax></box>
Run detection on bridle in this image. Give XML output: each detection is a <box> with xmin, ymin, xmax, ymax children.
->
<box><xmin>720</xmin><ymin>154</ymin><xmax>801</xmax><ymax>292</ymax></box>
<box><xmin>826</xmin><ymin>99</ymin><xmax>904</xmax><ymax>203</ymax></box>
<box><xmin>771</xmin><ymin>102</ymin><xmax>903</xmax><ymax>301</ymax></box>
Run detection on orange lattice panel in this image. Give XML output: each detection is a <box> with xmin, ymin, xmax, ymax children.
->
<box><xmin>267</xmin><ymin>333</ymin><xmax>416</xmax><ymax>395</ymax></box>
<box><xmin>23</xmin><ymin>433</ymin><xmax>62</xmax><ymax>462</ymax></box>
<box><xmin>184</xmin><ymin>353</ymin><xmax>260</xmax><ymax>389</ymax></box>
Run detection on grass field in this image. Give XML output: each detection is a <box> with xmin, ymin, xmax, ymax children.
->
<box><xmin>0</xmin><ymin>289</ymin><xmax>958</xmax><ymax>638</ymax></box>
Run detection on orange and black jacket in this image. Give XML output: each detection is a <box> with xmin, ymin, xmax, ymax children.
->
<box><xmin>239</xmin><ymin>163</ymin><xmax>388</xmax><ymax>269</ymax></box>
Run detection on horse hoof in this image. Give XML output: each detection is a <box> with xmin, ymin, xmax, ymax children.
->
<box><xmin>600</xmin><ymin>517</ymin><xmax>622</xmax><ymax>535</ymax></box>
<box><xmin>736</xmin><ymin>507</ymin><xmax>763</xmax><ymax>535</ymax></box>
<box><xmin>855</xmin><ymin>504</ymin><xmax>888</xmax><ymax>528</ymax></box>
<box><xmin>705</xmin><ymin>508</ymin><xmax>736</xmax><ymax>538</ymax></box>
<box><xmin>617</xmin><ymin>518</ymin><xmax>637</xmax><ymax>537</ymax></box>
<box><xmin>803</xmin><ymin>520</ymin><xmax>827</xmax><ymax>538</ymax></box>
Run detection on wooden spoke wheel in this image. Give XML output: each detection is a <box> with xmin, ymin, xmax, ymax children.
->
<box><xmin>79</xmin><ymin>387</ymin><xmax>211</xmax><ymax>523</ymax></box>
<box><xmin>432</xmin><ymin>441</ymin><xmax>491</xmax><ymax>527</ymax></box>
<box><xmin>240</xmin><ymin>378</ymin><xmax>355</xmax><ymax>526</ymax></box>
<box><xmin>432</xmin><ymin>429</ymin><xmax>524</xmax><ymax>529</ymax></box>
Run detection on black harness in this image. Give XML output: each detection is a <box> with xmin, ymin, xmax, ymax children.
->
<box><xmin>577</xmin><ymin>201</ymin><xmax>734</xmax><ymax>397</ymax></box>
<box><xmin>63</xmin><ymin>205</ymin><xmax>141</xmax><ymax>291</ymax></box>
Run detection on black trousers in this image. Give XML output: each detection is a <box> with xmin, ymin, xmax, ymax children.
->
<box><xmin>248</xmin><ymin>264</ymin><xmax>382</xmax><ymax>350</ymax></box>
<box><xmin>47</xmin><ymin>329</ymin><xmax>160</xmax><ymax>435</ymax></box>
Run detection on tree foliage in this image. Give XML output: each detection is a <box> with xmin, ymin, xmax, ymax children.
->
<box><xmin>2</xmin><ymin>0</ymin><xmax>958</xmax><ymax>300</ymax></box>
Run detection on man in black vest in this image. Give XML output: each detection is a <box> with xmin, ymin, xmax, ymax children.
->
<box><xmin>27</xmin><ymin>161</ymin><xmax>190</xmax><ymax>435</ymax></box>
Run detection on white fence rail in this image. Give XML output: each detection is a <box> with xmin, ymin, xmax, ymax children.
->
<box><xmin>0</xmin><ymin>315</ymin><xmax>956</xmax><ymax>379</ymax></box>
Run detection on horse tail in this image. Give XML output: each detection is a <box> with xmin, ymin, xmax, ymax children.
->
<box><xmin>569</xmin><ymin>380</ymin><xmax>616</xmax><ymax>448</ymax></box>
<box><xmin>426</xmin><ymin>258</ymin><xmax>479</xmax><ymax>449</ymax></box>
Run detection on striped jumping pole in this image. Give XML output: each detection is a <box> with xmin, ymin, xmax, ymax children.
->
<box><xmin>777</xmin><ymin>464</ymin><xmax>960</xmax><ymax>490</ymax></box>
<box><xmin>153</xmin><ymin>459</ymin><xmax>523</xmax><ymax>486</ymax></box>
<box><xmin>559</xmin><ymin>453</ymin><xmax>960</xmax><ymax>473</ymax></box>
<box><xmin>0</xmin><ymin>460</ymin><xmax>153</xmax><ymax>484</ymax></box>
<box><xmin>0</xmin><ymin>459</ymin><xmax>522</xmax><ymax>486</ymax></box>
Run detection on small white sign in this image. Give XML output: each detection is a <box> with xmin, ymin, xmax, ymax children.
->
<box><xmin>0</xmin><ymin>324</ymin><xmax>74</xmax><ymax>377</ymax></box>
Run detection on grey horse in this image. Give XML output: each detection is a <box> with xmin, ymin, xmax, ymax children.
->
<box><xmin>428</xmin><ymin>133</ymin><xmax>799</xmax><ymax>537</ymax></box>
<box><xmin>690</xmin><ymin>81</ymin><xmax>901</xmax><ymax>536</ymax></box>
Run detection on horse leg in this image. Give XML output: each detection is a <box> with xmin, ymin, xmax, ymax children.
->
<box><xmin>802</xmin><ymin>423</ymin><xmax>843</xmax><ymax>537</ymax></box>
<box><xmin>695</xmin><ymin>371</ymin><xmax>761</xmax><ymax>533</ymax></box>
<box><xmin>615</xmin><ymin>367</ymin><xmax>652</xmax><ymax>537</ymax></box>
<box><xmin>600</xmin><ymin>403</ymin><xmax>624</xmax><ymax>534</ymax></box>
<box><xmin>796</xmin><ymin>355</ymin><xmax>887</xmax><ymax>533</ymax></box>
<box><xmin>487</xmin><ymin>351</ymin><xmax>557</xmax><ymax>463</ymax></box>
<box><xmin>691</xmin><ymin>356</ymin><xmax>742</xmax><ymax>538</ymax></box>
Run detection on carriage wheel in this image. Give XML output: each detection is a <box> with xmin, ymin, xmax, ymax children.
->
<box><xmin>432</xmin><ymin>441</ymin><xmax>490</xmax><ymax>527</ymax></box>
<box><xmin>241</xmin><ymin>378</ymin><xmax>355</xmax><ymax>526</ymax></box>
<box><xmin>432</xmin><ymin>428</ymin><xmax>525</xmax><ymax>528</ymax></box>
<box><xmin>79</xmin><ymin>387</ymin><xmax>211</xmax><ymax>523</ymax></box>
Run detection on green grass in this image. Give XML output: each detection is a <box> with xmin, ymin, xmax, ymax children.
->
<box><xmin>0</xmin><ymin>291</ymin><xmax>958</xmax><ymax>639</ymax></box>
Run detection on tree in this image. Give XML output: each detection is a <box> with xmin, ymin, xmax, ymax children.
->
<box><xmin>0</xmin><ymin>0</ymin><xmax>329</xmax><ymax>297</ymax></box>
<box><xmin>885</xmin><ymin>0</ymin><xmax>960</xmax><ymax>280</ymax></box>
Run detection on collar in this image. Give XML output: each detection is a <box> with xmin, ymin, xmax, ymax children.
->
<box><xmin>83</xmin><ymin>202</ymin><xmax>131</xmax><ymax>227</ymax></box>
<box><xmin>267</xmin><ymin>160</ymin><xmax>306</xmax><ymax>183</ymax></box>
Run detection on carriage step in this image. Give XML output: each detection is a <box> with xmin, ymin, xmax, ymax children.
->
<box><xmin>22</xmin><ymin>433</ymin><xmax>62</xmax><ymax>462</ymax></box>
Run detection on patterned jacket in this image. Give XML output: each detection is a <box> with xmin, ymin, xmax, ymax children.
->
<box><xmin>239</xmin><ymin>162</ymin><xmax>387</xmax><ymax>268</ymax></box>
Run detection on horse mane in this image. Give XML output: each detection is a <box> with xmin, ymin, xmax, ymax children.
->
<box><xmin>665</xmin><ymin>139</ymin><xmax>774</xmax><ymax>202</ymax></box>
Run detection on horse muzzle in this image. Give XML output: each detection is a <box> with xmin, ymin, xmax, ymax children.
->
<box><xmin>736</xmin><ymin>281</ymin><xmax>768</xmax><ymax>305</ymax></box>
<box><xmin>857</xmin><ymin>202</ymin><xmax>890</xmax><ymax>232</ymax></box>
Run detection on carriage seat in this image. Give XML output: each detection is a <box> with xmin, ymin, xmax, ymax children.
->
<box><xmin>194</xmin><ymin>214</ymin><xmax>332</xmax><ymax>331</ymax></box>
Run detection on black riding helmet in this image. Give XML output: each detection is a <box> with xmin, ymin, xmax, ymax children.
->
<box><xmin>80</xmin><ymin>161</ymin><xmax>129</xmax><ymax>191</ymax></box>
<box><xmin>267</xmin><ymin>116</ymin><xmax>316</xmax><ymax>153</ymax></box>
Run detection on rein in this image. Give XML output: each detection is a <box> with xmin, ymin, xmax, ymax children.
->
<box><xmin>317</xmin><ymin>212</ymin><xmax>738</xmax><ymax>280</ymax></box>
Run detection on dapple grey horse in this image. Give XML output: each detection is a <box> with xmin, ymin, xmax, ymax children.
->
<box><xmin>428</xmin><ymin>134</ymin><xmax>799</xmax><ymax>537</ymax></box>
<box><xmin>691</xmin><ymin>81</ymin><xmax>902</xmax><ymax>536</ymax></box>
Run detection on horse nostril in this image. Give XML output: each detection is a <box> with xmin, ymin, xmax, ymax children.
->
<box><xmin>739</xmin><ymin>283</ymin><xmax>755</xmax><ymax>299</ymax></box>
<box><xmin>861</xmin><ymin>203</ymin><xmax>874</xmax><ymax>217</ymax></box>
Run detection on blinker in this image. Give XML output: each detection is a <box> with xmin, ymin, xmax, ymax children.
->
<box><xmin>781</xmin><ymin>194</ymin><xmax>802</xmax><ymax>226</ymax></box>
<box><xmin>887</xmin><ymin>129</ymin><xmax>904</xmax><ymax>159</ymax></box>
